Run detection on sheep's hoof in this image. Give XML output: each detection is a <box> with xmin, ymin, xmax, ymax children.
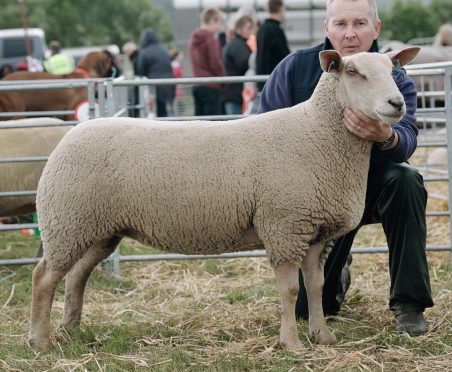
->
<box><xmin>280</xmin><ymin>338</ymin><xmax>304</xmax><ymax>352</ymax></box>
<box><xmin>310</xmin><ymin>328</ymin><xmax>337</xmax><ymax>345</ymax></box>
<box><xmin>61</xmin><ymin>317</ymin><xmax>81</xmax><ymax>329</ymax></box>
<box><xmin>28</xmin><ymin>336</ymin><xmax>51</xmax><ymax>350</ymax></box>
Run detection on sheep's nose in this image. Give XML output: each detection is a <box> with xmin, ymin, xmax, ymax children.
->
<box><xmin>388</xmin><ymin>97</ymin><xmax>404</xmax><ymax>111</ymax></box>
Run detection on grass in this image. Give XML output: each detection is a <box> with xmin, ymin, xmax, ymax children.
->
<box><xmin>0</xmin><ymin>228</ymin><xmax>451</xmax><ymax>371</ymax></box>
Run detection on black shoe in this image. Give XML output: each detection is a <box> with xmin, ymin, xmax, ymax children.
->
<box><xmin>395</xmin><ymin>310</ymin><xmax>427</xmax><ymax>336</ymax></box>
<box><xmin>335</xmin><ymin>253</ymin><xmax>352</xmax><ymax>307</ymax></box>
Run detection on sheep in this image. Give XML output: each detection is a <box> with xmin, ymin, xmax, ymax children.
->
<box><xmin>433</xmin><ymin>23</ymin><xmax>452</xmax><ymax>47</ymax></box>
<box><xmin>28</xmin><ymin>47</ymin><xmax>420</xmax><ymax>351</ymax></box>
<box><xmin>0</xmin><ymin>118</ymin><xmax>71</xmax><ymax>218</ymax></box>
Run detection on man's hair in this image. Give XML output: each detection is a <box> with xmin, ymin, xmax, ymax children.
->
<box><xmin>201</xmin><ymin>7</ymin><xmax>223</xmax><ymax>25</ymax></box>
<box><xmin>267</xmin><ymin>0</ymin><xmax>284</xmax><ymax>15</ymax></box>
<box><xmin>326</xmin><ymin>0</ymin><xmax>379</xmax><ymax>22</ymax></box>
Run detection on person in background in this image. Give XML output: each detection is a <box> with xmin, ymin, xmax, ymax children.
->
<box><xmin>258</xmin><ymin>0</ymin><xmax>433</xmax><ymax>336</ymax></box>
<box><xmin>122</xmin><ymin>41</ymin><xmax>139</xmax><ymax>77</ymax></box>
<box><xmin>255</xmin><ymin>0</ymin><xmax>290</xmax><ymax>91</ymax></box>
<box><xmin>122</xmin><ymin>42</ymin><xmax>140</xmax><ymax>117</ymax></box>
<box><xmin>136</xmin><ymin>28</ymin><xmax>175</xmax><ymax>118</ymax></box>
<box><xmin>43</xmin><ymin>40</ymin><xmax>75</xmax><ymax>74</ymax></box>
<box><xmin>170</xmin><ymin>48</ymin><xmax>185</xmax><ymax>115</ymax></box>
<box><xmin>222</xmin><ymin>15</ymin><xmax>254</xmax><ymax>115</ymax></box>
<box><xmin>188</xmin><ymin>7</ymin><xmax>226</xmax><ymax>116</ymax></box>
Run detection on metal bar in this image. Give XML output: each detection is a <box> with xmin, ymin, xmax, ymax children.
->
<box><xmin>426</xmin><ymin>211</ymin><xmax>450</xmax><ymax>217</ymax></box>
<box><xmin>0</xmin><ymin>120</ymin><xmax>77</xmax><ymax>128</ymax></box>
<box><xmin>0</xmin><ymin>156</ymin><xmax>48</xmax><ymax>163</ymax></box>
<box><xmin>444</xmin><ymin>66</ymin><xmax>452</xmax><ymax>263</ymax></box>
<box><xmin>113</xmin><ymin>108</ymin><xmax>127</xmax><ymax>117</ymax></box>
<box><xmin>106</xmin><ymin>80</ymin><xmax>116</xmax><ymax>116</ymax></box>
<box><xmin>0</xmin><ymin>110</ymin><xmax>74</xmax><ymax>118</ymax></box>
<box><xmin>113</xmin><ymin>75</ymin><xmax>269</xmax><ymax>87</ymax></box>
<box><xmin>417</xmin><ymin>142</ymin><xmax>447</xmax><ymax>148</ymax></box>
<box><xmin>0</xmin><ymin>191</ymin><xmax>36</xmax><ymax>197</ymax></box>
<box><xmin>0</xmin><ymin>78</ymin><xmax>109</xmax><ymax>91</ymax></box>
<box><xmin>422</xmin><ymin>176</ymin><xmax>449</xmax><ymax>182</ymax></box>
<box><xmin>87</xmin><ymin>81</ymin><xmax>97</xmax><ymax>120</ymax></box>
<box><xmin>0</xmin><ymin>223</ymin><xmax>37</xmax><ymax>231</ymax></box>
<box><xmin>97</xmin><ymin>82</ymin><xmax>106</xmax><ymax>117</ymax></box>
<box><xmin>0</xmin><ymin>245</ymin><xmax>450</xmax><ymax>267</ymax></box>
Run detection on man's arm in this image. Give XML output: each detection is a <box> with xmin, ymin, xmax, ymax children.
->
<box><xmin>257</xmin><ymin>54</ymin><xmax>295</xmax><ymax>113</ymax></box>
<box><xmin>385</xmin><ymin>69</ymin><xmax>418</xmax><ymax>162</ymax></box>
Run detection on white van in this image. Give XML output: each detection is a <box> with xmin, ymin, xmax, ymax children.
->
<box><xmin>0</xmin><ymin>28</ymin><xmax>48</xmax><ymax>69</ymax></box>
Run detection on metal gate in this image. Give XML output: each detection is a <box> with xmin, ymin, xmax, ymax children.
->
<box><xmin>0</xmin><ymin>64</ymin><xmax>451</xmax><ymax>272</ymax></box>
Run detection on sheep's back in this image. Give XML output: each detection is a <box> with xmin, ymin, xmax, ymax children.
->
<box><xmin>37</xmin><ymin>117</ymin><xmax>263</xmax><ymax>255</ymax></box>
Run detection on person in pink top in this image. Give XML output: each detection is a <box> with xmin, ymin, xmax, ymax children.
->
<box><xmin>188</xmin><ymin>7</ymin><xmax>226</xmax><ymax>116</ymax></box>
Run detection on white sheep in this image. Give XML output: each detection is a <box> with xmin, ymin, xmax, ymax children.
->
<box><xmin>0</xmin><ymin>118</ymin><xmax>70</xmax><ymax>218</ymax></box>
<box><xmin>28</xmin><ymin>48</ymin><xmax>419</xmax><ymax>351</ymax></box>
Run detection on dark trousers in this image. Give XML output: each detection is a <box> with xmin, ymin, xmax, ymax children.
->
<box><xmin>192</xmin><ymin>86</ymin><xmax>223</xmax><ymax>116</ymax></box>
<box><xmin>156</xmin><ymin>99</ymin><xmax>168</xmax><ymax>117</ymax></box>
<box><xmin>295</xmin><ymin>162</ymin><xmax>434</xmax><ymax>318</ymax></box>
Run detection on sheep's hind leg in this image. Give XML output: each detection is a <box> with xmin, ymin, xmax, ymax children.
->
<box><xmin>301</xmin><ymin>242</ymin><xmax>336</xmax><ymax>345</ymax></box>
<box><xmin>61</xmin><ymin>237</ymin><xmax>121</xmax><ymax>328</ymax></box>
<box><xmin>28</xmin><ymin>258</ymin><xmax>68</xmax><ymax>349</ymax></box>
<box><xmin>274</xmin><ymin>262</ymin><xmax>304</xmax><ymax>351</ymax></box>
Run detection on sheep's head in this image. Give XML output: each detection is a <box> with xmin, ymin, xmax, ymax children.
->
<box><xmin>319</xmin><ymin>47</ymin><xmax>420</xmax><ymax>126</ymax></box>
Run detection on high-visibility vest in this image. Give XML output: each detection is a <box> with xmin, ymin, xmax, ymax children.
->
<box><xmin>43</xmin><ymin>53</ymin><xmax>75</xmax><ymax>74</ymax></box>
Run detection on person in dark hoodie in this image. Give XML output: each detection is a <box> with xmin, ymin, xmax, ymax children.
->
<box><xmin>255</xmin><ymin>0</ymin><xmax>290</xmax><ymax>91</ymax></box>
<box><xmin>136</xmin><ymin>28</ymin><xmax>175</xmax><ymax>117</ymax></box>
<box><xmin>188</xmin><ymin>7</ymin><xmax>226</xmax><ymax>116</ymax></box>
<box><xmin>222</xmin><ymin>15</ymin><xmax>254</xmax><ymax>115</ymax></box>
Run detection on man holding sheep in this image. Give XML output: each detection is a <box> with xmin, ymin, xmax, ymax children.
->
<box><xmin>258</xmin><ymin>0</ymin><xmax>434</xmax><ymax>335</ymax></box>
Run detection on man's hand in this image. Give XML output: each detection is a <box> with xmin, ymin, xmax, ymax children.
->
<box><xmin>342</xmin><ymin>108</ymin><xmax>399</xmax><ymax>150</ymax></box>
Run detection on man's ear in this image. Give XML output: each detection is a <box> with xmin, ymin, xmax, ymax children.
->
<box><xmin>319</xmin><ymin>50</ymin><xmax>343</xmax><ymax>73</ymax></box>
<box><xmin>385</xmin><ymin>46</ymin><xmax>420</xmax><ymax>67</ymax></box>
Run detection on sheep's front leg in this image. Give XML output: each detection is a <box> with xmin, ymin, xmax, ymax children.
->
<box><xmin>274</xmin><ymin>262</ymin><xmax>303</xmax><ymax>351</ymax></box>
<box><xmin>301</xmin><ymin>243</ymin><xmax>336</xmax><ymax>345</ymax></box>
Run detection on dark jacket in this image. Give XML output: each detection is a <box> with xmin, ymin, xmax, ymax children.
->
<box><xmin>136</xmin><ymin>28</ymin><xmax>175</xmax><ymax>103</ymax></box>
<box><xmin>189</xmin><ymin>28</ymin><xmax>226</xmax><ymax>90</ymax></box>
<box><xmin>222</xmin><ymin>34</ymin><xmax>252</xmax><ymax>103</ymax></box>
<box><xmin>257</xmin><ymin>38</ymin><xmax>418</xmax><ymax>167</ymax></box>
<box><xmin>256</xmin><ymin>18</ymin><xmax>290</xmax><ymax>90</ymax></box>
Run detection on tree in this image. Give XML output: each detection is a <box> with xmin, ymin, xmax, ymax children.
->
<box><xmin>0</xmin><ymin>0</ymin><xmax>172</xmax><ymax>48</ymax></box>
<box><xmin>429</xmin><ymin>0</ymin><xmax>452</xmax><ymax>27</ymax></box>
<box><xmin>379</xmin><ymin>0</ymin><xmax>439</xmax><ymax>42</ymax></box>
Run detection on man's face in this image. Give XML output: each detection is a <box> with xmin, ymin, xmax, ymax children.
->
<box><xmin>324</xmin><ymin>0</ymin><xmax>381</xmax><ymax>56</ymax></box>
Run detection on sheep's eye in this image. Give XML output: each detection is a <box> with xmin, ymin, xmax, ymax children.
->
<box><xmin>346</xmin><ymin>69</ymin><xmax>366</xmax><ymax>79</ymax></box>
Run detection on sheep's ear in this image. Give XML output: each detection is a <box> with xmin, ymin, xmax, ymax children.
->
<box><xmin>319</xmin><ymin>50</ymin><xmax>342</xmax><ymax>73</ymax></box>
<box><xmin>385</xmin><ymin>46</ymin><xmax>420</xmax><ymax>67</ymax></box>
